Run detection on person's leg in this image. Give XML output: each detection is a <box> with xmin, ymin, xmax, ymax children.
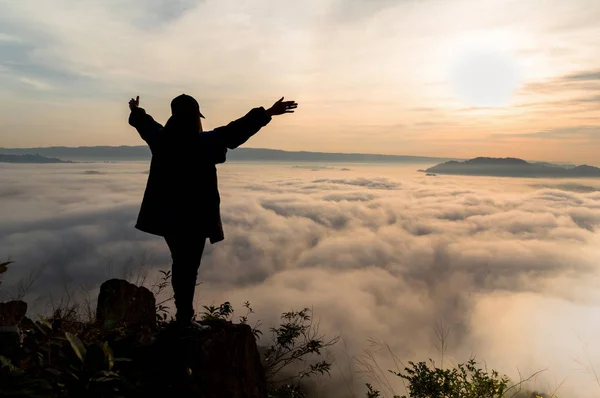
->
<box><xmin>164</xmin><ymin>234</ymin><xmax>206</xmax><ymax>325</ymax></box>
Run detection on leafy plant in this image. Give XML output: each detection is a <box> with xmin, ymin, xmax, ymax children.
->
<box><xmin>196</xmin><ymin>302</ymin><xmax>339</xmax><ymax>396</ymax></box>
<box><xmin>263</xmin><ymin>308</ymin><xmax>340</xmax><ymax>387</ymax></box>
<box><xmin>0</xmin><ymin>309</ymin><xmax>134</xmax><ymax>398</ymax></box>
<box><xmin>0</xmin><ymin>260</ymin><xmax>13</xmax><ymax>295</ymax></box>
<box><xmin>267</xmin><ymin>383</ymin><xmax>307</xmax><ymax>398</ymax></box>
<box><xmin>65</xmin><ymin>332</ymin><xmax>86</xmax><ymax>363</ymax></box>
<box><xmin>363</xmin><ymin>358</ymin><xmax>549</xmax><ymax>398</ymax></box>
<box><xmin>238</xmin><ymin>301</ymin><xmax>263</xmax><ymax>339</ymax></box>
<box><xmin>365</xmin><ymin>383</ymin><xmax>382</xmax><ymax>398</ymax></box>
<box><xmin>152</xmin><ymin>270</ymin><xmax>173</xmax><ymax>325</ymax></box>
<box><xmin>393</xmin><ymin>358</ymin><xmax>509</xmax><ymax>398</ymax></box>
<box><xmin>200</xmin><ymin>301</ymin><xmax>234</xmax><ymax>321</ymax></box>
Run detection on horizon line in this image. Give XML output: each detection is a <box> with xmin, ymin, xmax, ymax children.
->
<box><xmin>0</xmin><ymin>146</ymin><xmax>587</xmax><ymax>166</ymax></box>
<box><xmin>0</xmin><ymin>145</ymin><xmax>463</xmax><ymax>159</ymax></box>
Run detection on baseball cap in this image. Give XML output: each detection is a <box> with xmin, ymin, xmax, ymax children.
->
<box><xmin>171</xmin><ymin>94</ymin><xmax>205</xmax><ymax>119</ymax></box>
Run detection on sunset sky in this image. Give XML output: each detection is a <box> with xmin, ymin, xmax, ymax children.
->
<box><xmin>0</xmin><ymin>0</ymin><xmax>598</xmax><ymax>163</ymax></box>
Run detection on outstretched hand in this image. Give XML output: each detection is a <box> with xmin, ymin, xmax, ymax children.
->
<box><xmin>266</xmin><ymin>97</ymin><xmax>298</xmax><ymax>117</ymax></box>
<box><xmin>129</xmin><ymin>96</ymin><xmax>140</xmax><ymax>111</ymax></box>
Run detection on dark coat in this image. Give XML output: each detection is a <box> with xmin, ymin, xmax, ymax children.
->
<box><xmin>128</xmin><ymin>106</ymin><xmax>271</xmax><ymax>243</ymax></box>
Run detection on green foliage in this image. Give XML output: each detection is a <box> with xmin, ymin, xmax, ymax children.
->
<box><xmin>153</xmin><ymin>270</ymin><xmax>173</xmax><ymax>325</ymax></box>
<box><xmin>365</xmin><ymin>358</ymin><xmax>511</xmax><ymax>398</ymax></box>
<box><xmin>1</xmin><ymin>262</ymin><xmax>339</xmax><ymax>398</ymax></box>
<box><xmin>267</xmin><ymin>383</ymin><xmax>307</xmax><ymax>398</ymax></box>
<box><xmin>200</xmin><ymin>301</ymin><xmax>234</xmax><ymax>321</ymax></box>
<box><xmin>263</xmin><ymin>308</ymin><xmax>340</xmax><ymax>391</ymax></box>
<box><xmin>0</xmin><ymin>354</ymin><xmax>16</xmax><ymax>371</ymax></box>
<box><xmin>394</xmin><ymin>358</ymin><xmax>509</xmax><ymax>398</ymax></box>
<box><xmin>199</xmin><ymin>302</ymin><xmax>339</xmax><ymax>396</ymax></box>
<box><xmin>365</xmin><ymin>383</ymin><xmax>382</xmax><ymax>398</ymax></box>
<box><xmin>239</xmin><ymin>301</ymin><xmax>264</xmax><ymax>339</ymax></box>
<box><xmin>199</xmin><ymin>300</ymin><xmax>265</xmax><ymax>339</ymax></box>
<box><xmin>0</xmin><ymin>316</ymin><xmax>135</xmax><ymax>398</ymax></box>
<box><xmin>64</xmin><ymin>332</ymin><xmax>86</xmax><ymax>363</ymax></box>
<box><xmin>1</xmin><ymin>261</ymin><xmax>550</xmax><ymax>398</ymax></box>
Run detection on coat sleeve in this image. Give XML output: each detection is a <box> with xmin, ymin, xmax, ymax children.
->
<box><xmin>212</xmin><ymin>107</ymin><xmax>272</xmax><ymax>149</ymax></box>
<box><xmin>128</xmin><ymin>107</ymin><xmax>163</xmax><ymax>146</ymax></box>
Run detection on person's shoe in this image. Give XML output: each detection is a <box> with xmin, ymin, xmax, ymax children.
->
<box><xmin>175</xmin><ymin>319</ymin><xmax>211</xmax><ymax>334</ymax></box>
<box><xmin>185</xmin><ymin>320</ymin><xmax>211</xmax><ymax>332</ymax></box>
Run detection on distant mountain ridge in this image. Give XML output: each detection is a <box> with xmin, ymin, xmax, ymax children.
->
<box><xmin>0</xmin><ymin>146</ymin><xmax>459</xmax><ymax>164</ymax></box>
<box><xmin>424</xmin><ymin>157</ymin><xmax>600</xmax><ymax>178</ymax></box>
<box><xmin>0</xmin><ymin>153</ymin><xmax>73</xmax><ymax>164</ymax></box>
<box><xmin>0</xmin><ymin>146</ymin><xmax>150</xmax><ymax>161</ymax></box>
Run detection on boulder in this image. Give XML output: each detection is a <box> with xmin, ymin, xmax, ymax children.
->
<box><xmin>0</xmin><ymin>300</ymin><xmax>27</xmax><ymax>326</ymax></box>
<box><xmin>96</xmin><ymin>279</ymin><xmax>156</xmax><ymax>329</ymax></box>
<box><xmin>0</xmin><ymin>300</ymin><xmax>27</xmax><ymax>357</ymax></box>
<box><xmin>115</xmin><ymin>319</ymin><xmax>267</xmax><ymax>398</ymax></box>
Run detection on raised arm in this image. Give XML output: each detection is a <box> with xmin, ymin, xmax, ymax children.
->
<box><xmin>127</xmin><ymin>96</ymin><xmax>163</xmax><ymax>147</ymax></box>
<box><xmin>214</xmin><ymin>97</ymin><xmax>298</xmax><ymax>149</ymax></box>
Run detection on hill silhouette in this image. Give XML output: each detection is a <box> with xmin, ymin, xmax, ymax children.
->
<box><xmin>424</xmin><ymin>157</ymin><xmax>600</xmax><ymax>178</ymax></box>
<box><xmin>0</xmin><ymin>153</ymin><xmax>73</xmax><ymax>164</ymax></box>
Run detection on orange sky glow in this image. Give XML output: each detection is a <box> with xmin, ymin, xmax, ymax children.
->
<box><xmin>0</xmin><ymin>0</ymin><xmax>598</xmax><ymax>164</ymax></box>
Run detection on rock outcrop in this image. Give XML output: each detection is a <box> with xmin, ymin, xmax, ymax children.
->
<box><xmin>95</xmin><ymin>279</ymin><xmax>266</xmax><ymax>397</ymax></box>
<box><xmin>0</xmin><ymin>300</ymin><xmax>28</xmax><ymax>357</ymax></box>
<box><xmin>109</xmin><ymin>319</ymin><xmax>267</xmax><ymax>398</ymax></box>
<box><xmin>96</xmin><ymin>279</ymin><xmax>156</xmax><ymax>329</ymax></box>
<box><xmin>1</xmin><ymin>279</ymin><xmax>268</xmax><ymax>398</ymax></box>
<box><xmin>0</xmin><ymin>300</ymin><xmax>27</xmax><ymax>326</ymax></box>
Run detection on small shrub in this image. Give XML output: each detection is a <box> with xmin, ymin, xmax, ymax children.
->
<box><xmin>263</xmin><ymin>308</ymin><xmax>340</xmax><ymax>395</ymax></box>
<box><xmin>198</xmin><ymin>301</ymin><xmax>340</xmax><ymax>397</ymax></box>
<box><xmin>0</xmin><ymin>317</ymin><xmax>134</xmax><ymax>398</ymax></box>
<box><xmin>394</xmin><ymin>358</ymin><xmax>509</xmax><ymax>398</ymax></box>
<box><xmin>362</xmin><ymin>358</ymin><xmax>548</xmax><ymax>398</ymax></box>
<box><xmin>200</xmin><ymin>301</ymin><xmax>234</xmax><ymax>321</ymax></box>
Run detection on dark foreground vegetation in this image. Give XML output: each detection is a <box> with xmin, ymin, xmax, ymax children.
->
<box><xmin>0</xmin><ymin>261</ymin><xmax>553</xmax><ymax>397</ymax></box>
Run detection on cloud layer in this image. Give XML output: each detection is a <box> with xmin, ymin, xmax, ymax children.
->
<box><xmin>2</xmin><ymin>162</ymin><xmax>600</xmax><ymax>396</ymax></box>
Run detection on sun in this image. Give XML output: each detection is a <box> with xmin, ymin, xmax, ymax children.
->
<box><xmin>441</xmin><ymin>30</ymin><xmax>523</xmax><ymax>109</ymax></box>
<box><xmin>449</xmin><ymin>50</ymin><xmax>520</xmax><ymax>108</ymax></box>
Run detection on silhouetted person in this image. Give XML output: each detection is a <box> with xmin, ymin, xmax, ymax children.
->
<box><xmin>128</xmin><ymin>94</ymin><xmax>297</xmax><ymax>331</ymax></box>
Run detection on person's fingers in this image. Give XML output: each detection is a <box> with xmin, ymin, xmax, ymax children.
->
<box><xmin>284</xmin><ymin>110</ymin><xmax>295</xmax><ymax>113</ymax></box>
<box><xmin>136</xmin><ymin>95</ymin><xmax>139</xmax><ymax>104</ymax></box>
<box><xmin>277</xmin><ymin>96</ymin><xmax>284</xmax><ymax>103</ymax></box>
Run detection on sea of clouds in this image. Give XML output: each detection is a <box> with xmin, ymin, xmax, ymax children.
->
<box><xmin>2</xmin><ymin>161</ymin><xmax>600</xmax><ymax>397</ymax></box>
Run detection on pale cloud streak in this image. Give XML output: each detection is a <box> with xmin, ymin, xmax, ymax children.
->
<box><xmin>0</xmin><ymin>32</ymin><xmax>23</xmax><ymax>42</ymax></box>
<box><xmin>19</xmin><ymin>77</ymin><xmax>53</xmax><ymax>90</ymax></box>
